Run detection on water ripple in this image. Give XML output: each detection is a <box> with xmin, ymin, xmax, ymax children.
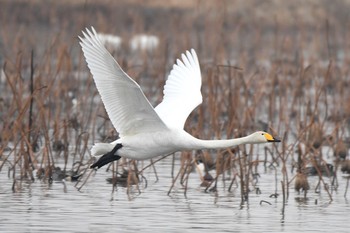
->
<box><xmin>1</xmin><ymin>158</ymin><xmax>350</xmax><ymax>233</ymax></box>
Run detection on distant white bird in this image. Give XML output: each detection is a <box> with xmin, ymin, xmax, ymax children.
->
<box><xmin>79</xmin><ymin>27</ymin><xmax>280</xmax><ymax>169</ymax></box>
<box><xmin>97</xmin><ymin>33</ymin><xmax>122</xmax><ymax>51</ymax></box>
<box><xmin>130</xmin><ymin>34</ymin><xmax>159</xmax><ymax>52</ymax></box>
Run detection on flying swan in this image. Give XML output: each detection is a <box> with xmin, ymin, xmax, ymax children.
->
<box><xmin>79</xmin><ymin>27</ymin><xmax>280</xmax><ymax>169</ymax></box>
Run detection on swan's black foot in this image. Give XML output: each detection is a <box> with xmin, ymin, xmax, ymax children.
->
<box><xmin>90</xmin><ymin>144</ymin><xmax>122</xmax><ymax>169</ymax></box>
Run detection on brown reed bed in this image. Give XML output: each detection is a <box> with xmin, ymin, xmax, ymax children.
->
<box><xmin>0</xmin><ymin>1</ymin><xmax>350</xmax><ymax>206</ymax></box>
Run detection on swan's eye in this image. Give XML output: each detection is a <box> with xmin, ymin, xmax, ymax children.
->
<box><xmin>261</xmin><ymin>133</ymin><xmax>264</xmax><ymax>136</ymax></box>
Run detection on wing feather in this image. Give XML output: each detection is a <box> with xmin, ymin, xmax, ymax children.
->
<box><xmin>79</xmin><ymin>27</ymin><xmax>168</xmax><ymax>137</ymax></box>
<box><xmin>155</xmin><ymin>49</ymin><xmax>202</xmax><ymax>129</ymax></box>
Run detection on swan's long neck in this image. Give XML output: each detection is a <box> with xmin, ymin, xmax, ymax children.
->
<box><xmin>188</xmin><ymin>134</ymin><xmax>252</xmax><ymax>150</ymax></box>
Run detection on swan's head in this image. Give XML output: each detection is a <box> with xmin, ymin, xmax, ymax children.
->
<box><xmin>249</xmin><ymin>131</ymin><xmax>281</xmax><ymax>143</ymax></box>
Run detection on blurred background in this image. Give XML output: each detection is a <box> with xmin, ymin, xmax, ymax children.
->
<box><xmin>1</xmin><ymin>1</ymin><xmax>350</xmax><ymax>232</ymax></box>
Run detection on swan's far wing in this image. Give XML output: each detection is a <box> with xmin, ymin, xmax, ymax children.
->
<box><xmin>79</xmin><ymin>27</ymin><xmax>167</xmax><ymax>136</ymax></box>
<box><xmin>155</xmin><ymin>49</ymin><xmax>202</xmax><ymax>129</ymax></box>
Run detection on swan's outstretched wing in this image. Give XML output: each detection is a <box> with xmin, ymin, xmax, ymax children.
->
<box><xmin>155</xmin><ymin>49</ymin><xmax>202</xmax><ymax>129</ymax></box>
<box><xmin>79</xmin><ymin>27</ymin><xmax>168</xmax><ymax>137</ymax></box>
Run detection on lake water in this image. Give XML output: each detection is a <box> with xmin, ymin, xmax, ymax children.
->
<box><xmin>0</xmin><ymin>156</ymin><xmax>350</xmax><ymax>233</ymax></box>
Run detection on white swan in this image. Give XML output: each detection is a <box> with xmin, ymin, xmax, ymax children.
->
<box><xmin>130</xmin><ymin>34</ymin><xmax>159</xmax><ymax>52</ymax></box>
<box><xmin>79</xmin><ymin>27</ymin><xmax>280</xmax><ymax>169</ymax></box>
<box><xmin>97</xmin><ymin>33</ymin><xmax>122</xmax><ymax>51</ymax></box>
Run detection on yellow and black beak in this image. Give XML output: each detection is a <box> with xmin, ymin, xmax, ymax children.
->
<box><xmin>265</xmin><ymin>133</ymin><xmax>281</xmax><ymax>143</ymax></box>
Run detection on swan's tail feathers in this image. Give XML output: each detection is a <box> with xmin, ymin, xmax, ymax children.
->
<box><xmin>90</xmin><ymin>143</ymin><xmax>122</xmax><ymax>169</ymax></box>
<box><xmin>91</xmin><ymin>143</ymin><xmax>114</xmax><ymax>156</ymax></box>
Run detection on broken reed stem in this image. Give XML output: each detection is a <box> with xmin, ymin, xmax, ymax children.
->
<box><xmin>62</xmin><ymin>120</ymin><xmax>68</xmax><ymax>172</ymax></box>
<box><xmin>244</xmin><ymin>146</ymin><xmax>254</xmax><ymax>205</ymax></box>
<box><xmin>228</xmin><ymin>173</ymin><xmax>238</xmax><ymax>192</ymax></box>
<box><xmin>76</xmin><ymin>164</ymin><xmax>97</xmax><ymax>191</ymax></box>
<box><xmin>150</xmin><ymin>159</ymin><xmax>159</xmax><ymax>182</ymax></box>
<box><xmin>183</xmin><ymin>164</ymin><xmax>191</xmax><ymax>198</ymax></box>
<box><xmin>281</xmin><ymin>180</ymin><xmax>286</xmax><ymax>217</ymax></box>
<box><xmin>180</xmin><ymin>155</ymin><xmax>191</xmax><ymax>186</ymax></box>
<box><xmin>130</xmin><ymin>161</ymin><xmax>141</xmax><ymax>195</ymax></box>
<box><xmin>279</xmin><ymin>132</ymin><xmax>289</xmax><ymax>200</ymax></box>
<box><xmin>137</xmin><ymin>153</ymin><xmax>173</xmax><ymax>175</ymax></box>
<box><xmin>238</xmin><ymin>149</ymin><xmax>246</xmax><ymax>207</ymax></box>
<box><xmin>310</xmin><ymin>156</ymin><xmax>333</xmax><ymax>201</ymax></box>
<box><xmin>167</xmin><ymin>162</ymin><xmax>184</xmax><ymax>195</ymax></box>
<box><xmin>73</xmin><ymin>132</ymin><xmax>89</xmax><ymax>172</ymax></box>
<box><xmin>345</xmin><ymin>177</ymin><xmax>350</xmax><ymax>198</ymax></box>
<box><xmin>27</xmin><ymin>49</ymin><xmax>34</xmax><ymax>171</ymax></box>
<box><xmin>171</xmin><ymin>154</ymin><xmax>175</xmax><ymax>181</ymax></box>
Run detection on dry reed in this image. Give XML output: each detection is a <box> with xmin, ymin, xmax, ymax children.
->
<box><xmin>0</xmin><ymin>1</ymin><xmax>349</xmax><ymax>206</ymax></box>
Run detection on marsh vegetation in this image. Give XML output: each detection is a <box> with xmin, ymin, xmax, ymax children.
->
<box><xmin>1</xmin><ymin>0</ymin><xmax>350</xmax><ymax>210</ymax></box>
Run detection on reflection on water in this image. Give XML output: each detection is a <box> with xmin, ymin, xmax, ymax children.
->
<box><xmin>1</xmin><ymin>157</ymin><xmax>350</xmax><ymax>233</ymax></box>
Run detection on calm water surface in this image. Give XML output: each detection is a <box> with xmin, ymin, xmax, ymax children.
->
<box><xmin>1</xmin><ymin>157</ymin><xmax>350</xmax><ymax>233</ymax></box>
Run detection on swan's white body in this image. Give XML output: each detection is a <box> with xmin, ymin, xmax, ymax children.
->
<box><xmin>79</xmin><ymin>27</ymin><xmax>280</xmax><ymax>166</ymax></box>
